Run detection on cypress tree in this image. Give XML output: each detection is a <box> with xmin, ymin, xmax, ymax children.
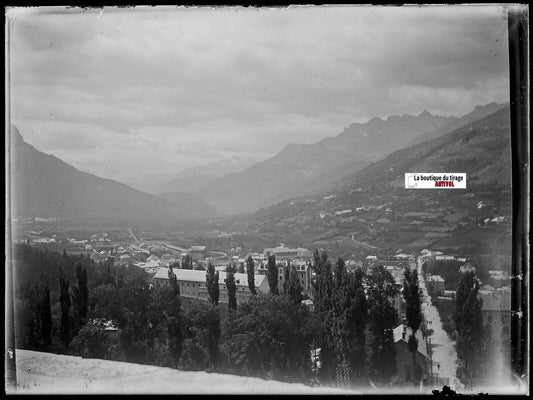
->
<box><xmin>206</xmin><ymin>262</ymin><xmax>219</xmax><ymax>305</ymax></box>
<box><xmin>59</xmin><ymin>267</ymin><xmax>71</xmax><ymax>346</ymax></box>
<box><xmin>226</xmin><ymin>264</ymin><xmax>237</xmax><ymax>312</ymax></box>
<box><xmin>76</xmin><ymin>263</ymin><xmax>89</xmax><ymax>322</ymax></box>
<box><xmin>287</xmin><ymin>264</ymin><xmax>303</xmax><ymax>305</ymax></box>
<box><xmin>267</xmin><ymin>255</ymin><xmax>279</xmax><ymax>295</ymax></box>
<box><xmin>454</xmin><ymin>271</ymin><xmax>484</xmax><ymax>386</ymax></box>
<box><xmin>40</xmin><ymin>281</ymin><xmax>52</xmax><ymax>348</ymax></box>
<box><xmin>167</xmin><ymin>265</ymin><xmax>183</xmax><ymax>368</ymax></box>
<box><xmin>403</xmin><ymin>267</ymin><xmax>422</xmax><ymax>384</ymax></box>
<box><xmin>246</xmin><ymin>255</ymin><xmax>256</xmax><ymax>295</ymax></box>
<box><xmin>311</xmin><ymin>250</ymin><xmax>336</xmax><ymax>384</ymax></box>
<box><xmin>367</xmin><ymin>266</ymin><xmax>398</xmax><ymax>384</ymax></box>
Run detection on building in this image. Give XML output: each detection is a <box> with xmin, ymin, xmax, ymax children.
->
<box><xmin>426</xmin><ymin>275</ymin><xmax>445</xmax><ymax>296</ymax></box>
<box><xmin>152</xmin><ymin>267</ymin><xmax>269</xmax><ymax>305</ymax></box>
<box><xmin>393</xmin><ymin>324</ymin><xmax>430</xmax><ymax>383</ymax></box>
<box><xmin>188</xmin><ymin>246</ymin><xmax>207</xmax><ymax>260</ymax></box>
<box><xmin>263</xmin><ymin>245</ymin><xmax>312</xmax><ymax>260</ymax></box>
<box><xmin>478</xmin><ymin>286</ymin><xmax>511</xmax><ymax>340</ymax></box>
<box><xmin>256</xmin><ymin>259</ymin><xmax>312</xmax><ymax>294</ymax></box>
<box><xmin>478</xmin><ymin>286</ymin><xmax>511</xmax><ymax>374</ymax></box>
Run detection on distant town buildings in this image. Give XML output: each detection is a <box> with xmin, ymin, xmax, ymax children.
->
<box><xmin>188</xmin><ymin>245</ymin><xmax>207</xmax><ymax>260</ymax></box>
<box><xmin>263</xmin><ymin>245</ymin><xmax>312</xmax><ymax>260</ymax></box>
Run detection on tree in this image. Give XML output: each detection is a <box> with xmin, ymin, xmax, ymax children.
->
<box><xmin>267</xmin><ymin>255</ymin><xmax>279</xmax><ymax>295</ymax></box>
<box><xmin>310</xmin><ymin>250</ymin><xmax>336</xmax><ymax>384</ymax></box>
<box><xmin>403</xmin><ymin>267</ymin><xmax>422</xmax><ymax>384</ymax></box>
<box><xmin>226</xmin><ymin>294</ymin><xmax>312</xmax><ymax>382</ymax></box>
<box><xmin>166</xmin><ymin>265</ymin><xmax>184</xmax><ymax>368</ymax></box>
<box><xmin>71</xmin><ymin>320</ymin><xmax>115</xmax><ymax>359</ymax></box>
<box><xmin>59</xmin><ymin>267</ymin><xmax>71</xmax><ymax>345</ymax></box>
<box><xmin>182</xmin><ymin>254</ymin><xmax>193</xmax><ymax>270</ymax></box>
<box><xmin>40</xmin><ymin>281</ymin><xmax>52</xmax><ymax>348</ymax></box>
<box><xmin>454</xmin><ymin>271</ymin><xmax>484</xmax><ymax>386</ymax></box>
<box><xmin>237</xmin><ymin>262</ymin><xmax>245</xmax><ymax>274</ymax></box>
<box><xmin>76</xmin><ymin>263</ymin><xmax>89</xmax><ymax>323</ymax></box>
<box><xmin>286</xmin><ymin>264</ymin><xmax>303</xmax><ymax>305</ymax></box>
<box><xmin>226</xmin><ymin>264</ymin><xmax>237</xmax><ymax>312</ymax></box>
<box><xmin>343</xmin><ymin>268</ymin><xmax>368</xmax><ymax>384</ymax></box>
<box><xmin>182</xmin><ymin>301</ymin><xmax>220</xmax><ymax>370</ymax></box>
<box><xmin>246</xmin><ymin>255</ymin><xmax>256</xmax><ymax>295</ymax></box>
<box><xmin>206</xmin><ymin>262</ymin><xmax>219</xmax><ymax>306</ymax></box>
<box><xmin>367</xmin><ymin>266</ymin><xmax>398</xmax><ymax>384</ymax></box>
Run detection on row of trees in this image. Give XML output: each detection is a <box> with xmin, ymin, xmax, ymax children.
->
<box><xmin>453</xmin><ymin>270</ymin><xmax>493</xmax><ymax>387</ymax></box>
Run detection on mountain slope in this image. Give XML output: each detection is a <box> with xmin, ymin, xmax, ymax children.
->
<box><xmin>162</xmin><ymin>156</ymin><xmax>261</xmax><ymax>194</ymax></box>
<box><xmin>9</xmin><ymin>125</ymin><xmax>216</xmax><ymax>222</ymax></box>
<box><xmin>336</xmin><ymin>105</ymin><xmax>511</xmax><ymax>191</ymax></box>
<box><xmin>198</xmin><ymin>110</ymin><xmax>457</xmax><ymax>215</ymax></box>
<box><xmin>403</xmin><ymin>102</ymin><xmax>506</xmax><ymax>148</ymax></box>
<box><xmin>159</xmin><ymin>191</ymin><xmax>217</xmax><ymax>216</ymax></box>
<box><xmin>247</xmin><ymin>105</ymin><xmax>511</xmax><ymax>253</ymax></box>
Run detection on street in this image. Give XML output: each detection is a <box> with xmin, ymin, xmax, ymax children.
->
<box><xmin>415</xmin><ymin>257</ymin><xmax>464</xmax><ymax>392</ymax></box>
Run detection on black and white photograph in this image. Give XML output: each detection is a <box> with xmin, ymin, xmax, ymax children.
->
<box><xmin>5</xmin><ymin>4</ymin><xmax>529</xmax><ymax>395</ymax></box>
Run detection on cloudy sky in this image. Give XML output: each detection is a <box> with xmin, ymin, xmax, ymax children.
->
<box><xmin>8</xmin><ymin>5</ymin><xmax>510</xmax><ymax>193</ymax></box>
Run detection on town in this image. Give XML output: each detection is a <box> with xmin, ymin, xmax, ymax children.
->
<box><xmin>13</xmin><ymin>209</ymin><xmax>512</xmax><ymax>392</ymax></box>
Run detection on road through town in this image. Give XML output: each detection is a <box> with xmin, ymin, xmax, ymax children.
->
<box><xmin>415</xmin><ymin>257</ymin><xmax>463</xmax><ymax>392</ymax></box>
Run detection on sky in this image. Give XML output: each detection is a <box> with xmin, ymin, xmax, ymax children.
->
<box><xmin>7</xmin><ymin>5</ymin><xmax>511</xmax><ymax>193</ymax></box>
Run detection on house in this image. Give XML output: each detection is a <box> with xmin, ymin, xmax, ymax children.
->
<box><xmin>426</xmin><ymin>275</ymin><xmax>445</xmax><ymax>296</ymax></box>
<box><xmin>301</xmin><ymin>299</ymin><xmax>314</xmax><ymax>311</ymax></box>
<box><xmin>152</xmin><ymin>267</ymin><xmax>269</xmax><ymax>305</ymax></box>
<box><xmin>478</xmin><ymin>286</ymin><xmax>511</xmax><ymax>369</ymax></box>
<box><xmin>393</xmin><ymin>324</ymin><xmax>430</xmax><ymax>383</ymax></box>
<box><xmin>478</xmin><ymin>286</ymin><xmax>511</xmax><ymax>340</ymax></box>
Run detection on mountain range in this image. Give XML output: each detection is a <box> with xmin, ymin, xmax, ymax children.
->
<box><xmin>195</xmin><ymin>102</ymin><xmax>506</xmax><ymax>215</ymax></box>
<box><xmin>9</xmin><ymin>125</ymin><xmax>216</xmax><ymax>223</ymax></box>
<box><xmin>8</xmin><ymin>102</ymin><xmax>507</xmax><ymax>223</ymax></box>
<box><xmin>254</xmin><ymin>104</ymin><xmax>512</xmax><ymax>226</ymax></box>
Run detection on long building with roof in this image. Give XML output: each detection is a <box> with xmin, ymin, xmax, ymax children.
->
<box><xmin>152</xmin><ymin>267</ymin><xmax>269</xmax><ymax>304</ymax></box>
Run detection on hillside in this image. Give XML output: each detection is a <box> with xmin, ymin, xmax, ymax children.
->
<box><xmin>403</xmin><ymin>102</ymin><xmax>506</xmax><ymax>148</ymax></box>
<box><xmin>8</xmin><ymin>125</ymin><xmax>216</xmax><ymax>223</ymax></box>
<box><xmin>12</xmin><ymin>349</ymin><xmax>356</xmax><ymax>394</ymax></box>
<box><xmin>336</xmin><ymin>105</ymin><xmax>511</xmax><ymax>191</ymax></box>
<box><xmin>198</xmin><ymin>110</ymin><xmax>458</xmax><ymax>215</ymax></box>
<box><xmin>239</xmin><ymin>105</ymin><xmax>512</xmax><ymax>257</ymax></box>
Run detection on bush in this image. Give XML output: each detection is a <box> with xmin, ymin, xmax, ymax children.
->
<box><xmin>70</xmin><ymin>321</ymin><xmax>118</xmax><ymax>359</ymax></box>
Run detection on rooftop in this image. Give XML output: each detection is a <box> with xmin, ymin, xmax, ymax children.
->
<box><xmin>393</xmin><ymin>324</ymin><xmax>427</xmax><ymax>357</ymax></box>
<box><xmin>153</xmin><ymin>267</ymin><xmax>266</xmax><ymax>288</ymax></box>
